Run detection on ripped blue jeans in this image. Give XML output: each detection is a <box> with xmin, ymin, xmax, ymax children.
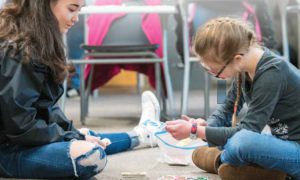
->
<box><xmin>0</xmin><ymin>131</ymin><xmax>136</xmax><ymax>179</ymax></box>
<box><xmin>221</xmin><ymin>129</ymin><xmax>300</xmax><ymax>179</ymax></box>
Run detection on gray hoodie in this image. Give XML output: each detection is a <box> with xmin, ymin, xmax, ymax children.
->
<box><xmin>206</xmin><ymin>48</ymin><xmax>300</xmax><ymax>146</ymax></box>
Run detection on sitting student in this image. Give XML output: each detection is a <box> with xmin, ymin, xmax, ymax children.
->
<box><xmin>0</xmin><ymin>0</ymin><xmax>162</xmax><ymax>179</ymax></box>
<box><xmin>166</xmin><ymin>17</ymin><xmax>300</xmax><ymax>180</ymax></box>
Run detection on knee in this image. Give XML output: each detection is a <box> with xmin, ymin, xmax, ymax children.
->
<box><xmin>70</xmin><ymin>140</ymin><xmax>107</xmax><ymax>179</ymax></box>
<box><xmin>222</xmin><ymin>130</ymin><xmax>258</xmax><ymax>162</ymax></box>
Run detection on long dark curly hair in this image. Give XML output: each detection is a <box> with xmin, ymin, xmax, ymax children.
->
<box><xmin>0</xmin><ymin>0</ymin><xmax>67</xmax><ymax>83</ymax></box>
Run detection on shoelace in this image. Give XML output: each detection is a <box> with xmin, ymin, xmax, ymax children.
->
<box><xmin>142</xmin><ymin>119</ymin><xmax>162</xmax><ymax>127</ymax></box>
<box><xmin>138</xmin><ymin>125</ymin><xmax>155</xmax><ymax>147</ymax></box>
<box><xmin>140</xmin><ymin>120</ymin><xmax>165</xmax><ymax>147</ymax></box>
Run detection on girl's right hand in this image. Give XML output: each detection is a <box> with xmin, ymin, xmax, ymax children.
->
<box><xmin>181</xmin><ymin>115</ymin><xmax>208</xmax><ymax>126</ymax></box>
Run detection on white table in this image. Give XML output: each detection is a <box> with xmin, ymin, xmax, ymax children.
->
<box><xmin>68</xmin><ymin>5</ymin><xmax>177</xmax><ymax>124</ymax></box>
<box><xmin>80</xmin><ymin>5</ymin><xmax>177</xmax><ymax>14</ymax></box>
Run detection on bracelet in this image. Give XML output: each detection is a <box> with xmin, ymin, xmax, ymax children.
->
<box><xmin>190</xmin><ymin>121</ymin><xmax>198</xmax><ymax>140</ymax></box>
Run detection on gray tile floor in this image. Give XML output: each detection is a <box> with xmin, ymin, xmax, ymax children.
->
<box><xmin>63</xmin><ymin>89</ymin><xmax>221</xmax><ymax>180</ymax></box>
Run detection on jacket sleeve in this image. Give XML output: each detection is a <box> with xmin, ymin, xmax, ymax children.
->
<box><xmin>0</xmin><ymin>57</ymin><xmax>85</xmax><ymax>146</ymax></box>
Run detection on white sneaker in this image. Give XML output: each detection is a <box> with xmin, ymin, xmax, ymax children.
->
<box><xmin>134</xmin><ymin>91</ymin><xmax>163</xmax><ymax>147</ymax></box>
<box><xmin>140</xmin><ymin>91</ymin><xmax>160</xmax><ymax>125</ymax></box>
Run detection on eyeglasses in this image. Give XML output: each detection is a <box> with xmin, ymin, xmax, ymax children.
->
<box><xmin>200</xmin><ymin>54</ymin><xmax>244</xmax><ymax>78</ymax></box>
<box><xmin>214</xmin><ymin>60</ymin><xmax>231</xmax><ymax>78</ymax></box>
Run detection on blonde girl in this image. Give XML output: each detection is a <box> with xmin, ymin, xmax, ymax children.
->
<box><xmin>166</xmin><ymin>17</ymin><xmax>300</xmax><ymax>179</ymax></box>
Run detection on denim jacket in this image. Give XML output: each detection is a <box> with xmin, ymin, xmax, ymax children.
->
<box><xmin>0</xmin><ymin>44</ymin><xmax>84</xmax><ymax>146</ymax></box>
<box><xmin>206</xmin><ymin>48</ymin><xmax>300</xmax><ymax>147</ymax></box>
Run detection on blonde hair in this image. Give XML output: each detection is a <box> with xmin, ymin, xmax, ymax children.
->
<box><xmin>193</xmin><ymin>17</ymin><xmax>259</xmax><ymax>127</ymax></box>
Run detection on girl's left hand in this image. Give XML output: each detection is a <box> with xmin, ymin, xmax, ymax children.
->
<box><xmin>165</xmin><ymin>120</ymin><xmax>192</xmax><ymax>140</ymax></box>
<box><xmin>78</xmin><ymin>128</ymin><xmax>90</xmax><ymax>136</ymax></box>
<box><xmin>85</xmin><ymin>135</ymin><xmax>111</xmax><ymax>149</ymax></box>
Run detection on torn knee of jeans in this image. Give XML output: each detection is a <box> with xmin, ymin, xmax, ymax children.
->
<box><xmin>72</xmin><ymin>146</ymin><xmax>107</xmax><ymax>177</ymax></box>
<box><xmin>79</xmin><ymin>147</ymin><xmax>107</xmax><ymax>170</ymax></box>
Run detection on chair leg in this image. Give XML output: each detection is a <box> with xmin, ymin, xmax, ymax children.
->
<box><xmin>137</xmin><ymin>73</ymin><xmax>144</xmax><ymax>95</ymax></box>
<box><xmin>181</xmin><ymin>62</ymin><xmax>210</xmax><ymax>118</ymax></box>
<box><xmin>162</xmin><ymin>60</ymin><xmax>175</xmax><ymax>117</ymax></box>
<box><xmin>279</xmin><ymin>0</ymin><xmax>290</xmax><ymax>61</ymax></box>
<box><xmin>181</xmin><ymin>61</ymin><xmax>191</xmax><ymax>115</ymax></box>
<box><xmin>155</xmin><ymin>62</ymin><xmax>162</xmax><ymax>107</ymax></box>
<box><xmin>204</xmin><ymin>71</ymin><xmax>210</xmax><ymax>119</ymax></box>
<box><xmin>79</xmin><ymin>64</ymin><xmax>86</xmax><ymax>125</ymax></box>
<box><xmin>79</xmin><ymin>64</ymin><xmax>94</xmax><ymax>125</ymax></box>
<box><xmin>84</xmin><ymin>64</ymin><xmax>94</xmax><ymax>119</ymax></box>
<box><xmin>161</xmin><ymin>16</ymin><xmax>175</xmax><ymax>117</ymax></box>
<box><xmin>181</xmin><ymin>9</ymin><xmax>191</xmax><ymax>116</ymax></box>
<box><xmin>58</xmin><ymin>79</ymin><xmax>68</xmax><ymax>112</ymax></box>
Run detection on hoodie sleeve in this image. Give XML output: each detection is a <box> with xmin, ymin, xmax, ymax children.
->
<box><xmin>205</xmin><ymin>67</ymin><xmax>285</xmax><ymax>147</ymax></box>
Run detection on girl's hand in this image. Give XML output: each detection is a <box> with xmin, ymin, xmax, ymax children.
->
<box><xmin>85</xmin><ymin>135</ymin><xmax>108</xmax><ymax>149</ymax></box>
<box><xmin>165</xmin><ymin>120</ymin><xmax>191</xmax><ymax>140</ymax></box>
<box><xmin>181</xmin><ymin>115</ymin><xmax>208</xmax><ymax>126</ymax></box>
<box><xmin>78</xmin><ymin>128</ymin><xmax>90</xmax><ymax>136</ymax></box>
